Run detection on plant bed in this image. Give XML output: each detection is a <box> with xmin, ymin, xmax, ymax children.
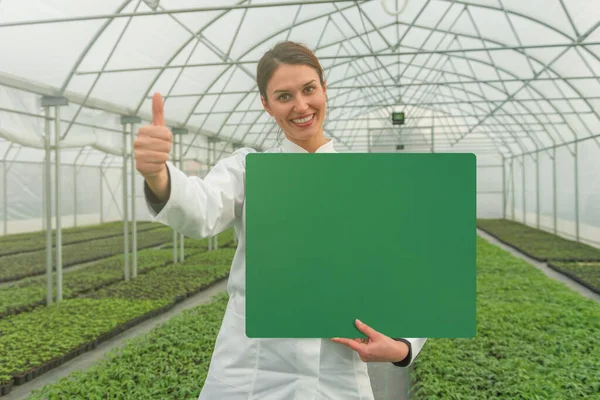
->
<box><xmin>0</xmin><ymin>227</ymin><xmax>177</xmax><ymax>283</ymax></box>
<box><xmin>0</xmin><ymin>379</ymin><xmax>12</xmax><ymax>396</ymax></box>
<box><xmin>0</xmin><ymin>249</ymin><xmax>182</xmax><ymax>319</ymax></box>
<box><xmin>0</xmin><ymin>222</ymin><xmax>161</xmax><ymax>257</ymax></box>
<box><xmin>547</xmin><ymin>261</ymin><xmax>600</xmax><ymax>296</ymax></box>
<box><xmin>0</xmin><ymin>298</ymin><xmax>170</xmax><ymax>395</ymax></box>
<box><xmin>0</xmin><ymin>258</ymin><xmax>233</xmax><ymax>395</ymax></box>
<box><xmin>182</xmin><ymin>247</ymin><xmax>237</xmax><ymax>266</ymax></box>
<box><xmin>80</xmin><ymin>263</ymin><xmax>231</xmax><ymax>302</ymax></box>
<box><xmin>409</xmin><ymin>237</ymin><xmax>600</xmax><ymax>399</ymax></box>
<box><xmin>477</xmin><ymin>218</ymin><xmax>600</xmax><ymax>262</ymax></box>
<box><xmin>26</xmin><ymin>293</ymin><xmax>230</xmax><ymax>400</ymax></box>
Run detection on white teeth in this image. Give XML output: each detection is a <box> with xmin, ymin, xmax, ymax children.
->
<box><xmin>292</xmin><ymin>114</ymin><xmax>314</xmax><ymax>124</ymax></box>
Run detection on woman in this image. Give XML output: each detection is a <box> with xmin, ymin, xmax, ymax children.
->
<box><xmin>135</xmin><ymin>41</ymin><xmax>426</xmax><ymax>399</ymax></box>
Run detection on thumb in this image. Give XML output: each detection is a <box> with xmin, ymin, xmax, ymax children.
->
<box><xmin>355</xmin><ymin>319</ymin><xmax>382</xmax><ymax>340</ymax></box>
<box><xmin>152</xmin><ymin>92</ymin><xmax>165</xmax><ymax>126</ymax></box>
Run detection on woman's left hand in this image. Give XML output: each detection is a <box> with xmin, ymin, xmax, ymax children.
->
<box><xmin>330</xmin><ymin>319</ymin><xmax>409</xmax><ymax>363</ymax></box>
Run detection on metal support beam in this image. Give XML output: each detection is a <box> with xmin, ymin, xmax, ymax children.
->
<box><xmin>122</xmin><ymin>125</ymin><xmax>129</xmax><ymax>281</ymax></box>
<box><xmin>522</xmin><ymin>154</ymin><xmax>526</xmax><ymax>224</ymax></box>
<box><xmin>42</xmin><ymin>96</ymin><xmax>68</xmax><ymax>302</ymax></box>
<box><xmin>0</xmin><ymin>0</ymin><xmax>360</xmax><ymax>28</ymax></box>
<box><xmin>120</xmin><ymin>115</ymin><xmax>140</xmax><ymax>280</ymax></box>
<box><xmin>77</xmin><ymin>43</ymin><xmax>600</xmax><ymax>75</ymax></box>
<box><xmin>173</xmin><ymin>127</ymin><xmax>188</xmax><ymax>262</ymax></box>
<box><xmin>192</xmin><ymin>96</ymin><xmax>600</xmax><ymax>115</ymax></box>
<box><xmin>207</xmin><ymin>137</ymin><xmax>220</xmax><ymax>251</ymax></box>
<box><xmin>553</xmin><ymin>147</ymin><xmax>557</xmax><ymax>234</ymax></box>
<box><xmin>536</xmin><ymin>151</ymin><xmax>540</xmax><ymax>229</ymax></box>
<box><xmin>502</xmin><ymin>156</ymin><xmax>506</xmax><ymax>219</ymax></box>
<box><xmin>43</xmin><ymin>106</ymin><xmax>53</xmax><ymax>306</ymax></box>
<box><xmin>130</xmin><ymin>122</ymin><xmax>138</xmax><ymax>278</ymax></box>
<box><xmin>574</xmin><ymin>142</ymin><xmax>580</xmax><ymax>241</ymax></box>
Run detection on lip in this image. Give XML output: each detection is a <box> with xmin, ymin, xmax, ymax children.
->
<box><xmin>290</xmin><ymin>113</ymin><xmax>316</xmax><ymax>127</ymax></box>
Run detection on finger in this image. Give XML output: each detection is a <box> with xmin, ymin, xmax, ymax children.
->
<box><xmin>331</xmin><ymin>338</ymin><xmax>365</xmax><ymax>353</ymax></box>
<box><xmin>138</xmin><ymin>125</ymin><xmax>172</xmax><ymax>142</ymax></box>
<box><xmin>134</xmin><ymin>136</ymin><xmax>171</xmax><ymax>153</ymax></box>
<box><xmin>355</xmin><ymin>319</ymin><xmax>383</xmax><ymax>340</ymax></box>
<box><xmin>152</xmin><ymin>92</ymin><xmax>166</xmax><ymax>126</ymax></box>
<box><xmin>134</xmin><ymin>149</ymin><xmax>171</xmax><ymax>164</ymax></box>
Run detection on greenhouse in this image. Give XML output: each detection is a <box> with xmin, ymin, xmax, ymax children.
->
<box><xmin>0</xmin><ymin>0</ymin><xmax>599</xmax><ymax>399</ymax></box>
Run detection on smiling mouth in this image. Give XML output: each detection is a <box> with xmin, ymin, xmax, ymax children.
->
<box><xmin>291</xmin><ymin>114</ymin><xmax>315</xmax><ymax>124</ymax></box>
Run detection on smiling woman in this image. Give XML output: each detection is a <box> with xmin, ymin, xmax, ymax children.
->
<box><xmin>256</xmin><ymin>42</ymin><xmax>329</xmax><ymax>153</ymax></box>
<box><xmin>137</xmin><ymin>40</ymin><xmax>427</xmax><ymax>400</ymax></box>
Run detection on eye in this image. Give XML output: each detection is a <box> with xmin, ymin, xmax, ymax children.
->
<box><xmin>304</xmin><ymin>86</ymin><xmax>314</xmax><ymax>93</ymax></box>
<box><xmin>278</xmin><ymin>93</ymin><xmax>290</xmax><ymax>101</ymax></box>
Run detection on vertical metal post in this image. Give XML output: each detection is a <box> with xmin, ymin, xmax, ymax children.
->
<box><xmin>213</xmin><ymin>140</ymin><xmax>218</xmax><ymax>250</ymax></box>
<box><xmin>179</xmin><ymin>135</ymin><xmax>184</xmax><ymax>262</ymax></box>
<box><xmin>123</xmin><ymin>127</ymin><xmax>130</xmax><ymax>281</ymax></box>
<box><xmin>522</xmin><ymin>154</ymin><xmax>526</xmax><ymax>224</ymax></box>
<box><xmin>172</xmin><ymin>133</ymin><xmax>178</xmax><ymax>263</ymax></box>
<box><xmin>502</xmin><ymin>156</ymin><xmax>506</xmax><ymax>219</ymax></box>
<box><xmin>130</xmin><ymin>123</ymin><xmax>137</xmax><ymax>278</ymax></box>
<box><xmin>172</xmin><ymin>128</ymin><xmax>188</xmax><ymax>260</ymax></box>
<box><xmin>511</xmin><ymin>157</ymin><xmax>515</xmax><ymax>221</ymax></box>
<box><xmin>574</xmin><ymin>143</ymin><xmax>580</xmax><ymax>241</ymax></box>
<box><xmin>119</xmin><ymin>115</ymin><xmax>141</xmax><ymax>279</ymax></box>
<box><xmin>536</xmin><ymin>151</ymin><xmax>540</xmax><ymax>229</ymax></box>
<box><xmin>2</xmin><ymin>158</ymin><xmax>7</xmax><ymax>235</ymax></box>
<box><xmin>73</xmin><ymin>163</ymin><xmax>77</xmax><ymax>227</ymax></box>
<box><xmin>553</xmin><ymin>147</ymin><xmax>557</xmax><ymax>234</ymax></box>
<box><xmin>100</xmin><ymin>165</ymin><xmax>104</xmax><ymax>224</ymax></box>
<box><xmin>208</xmin><ymin>139</ymin><xmax>214</xmax><ymax>251</ymax></box>
<box><xmin>44</xmin><ymin>106</ymin><xmax>53</xmax><ymax>306</ymax></box>
<box><xmin>41</xmin><ymin>96</ymin><xmax>68</xmax><ymax>303</ymax></box>
<box><xmin>54</xmin><ymin>106</ymin><xmax>63</xmax><ymax>302</ymax></box>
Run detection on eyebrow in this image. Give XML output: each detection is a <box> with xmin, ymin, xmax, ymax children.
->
<box><xmin>272</xmin><ymin>80</ymin><xmax>316</xmax><ymax>94</ymax></box>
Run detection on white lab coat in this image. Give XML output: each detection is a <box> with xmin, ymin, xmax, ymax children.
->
<box><xmin>145</xmin><ymin>137</ymin><xmax>427</xmax><ymax>400</ymax></box>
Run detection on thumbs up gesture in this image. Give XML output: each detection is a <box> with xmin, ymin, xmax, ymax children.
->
<box><xmin>134</xmin><ymin>93</ymin><xmax>172</xmax><ymax>181</ymax></box>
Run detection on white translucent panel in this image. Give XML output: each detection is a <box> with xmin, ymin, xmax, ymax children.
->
<box><xmin>416</xmin><ymin>0</ymin><xmax>454</xmax><ymax>29</ymax></box>
<box><xmin>163</xmin><ymin>9</ymin><xmax>223</xmax><ymax>35</ymax></box>
<box><xmin>0</xmin><ymin>21</ymin><xmax>105</xmax><ymax>88</ymax></box>
<box><xmin>185</xmin><ymin>40</ymin><xmax>227</xmax><ymax>65</ymax></box>
<box><xmin>222</xmin><ymin>67</ymin><xmax>256</xmax><ymax>93</ymax></box>
<box><xmin>467</xmin><ymin>6</ymin><xmax>520</xmax><ymax>47</ymax></box>
<box><xmin>524</xmin><ymin>153</ymin><xmax>538</xmax><ymax>225</ymax></box>
<box><xmin>556</xmin><ymin>144</ymin><xmax>576</xmax><ymax>233</ymax></box>
<box><xmin>507</xmin><ymin>10</ymin><xmax>574</xmax><ymax>46</ymax></box>
<box><xmin>228</xmin><ymin>7</ymin><xmax>299</xmax><ymax>60</ymax></box>
<box><xmin>296</xmin><ymin>3</ymin><xmax>337</xmax><ymax>25</ymax></box>
<box><xmin>201</xmin><ymin>9</ymin><xmax>247</xmax><ymax>53</ymax></box>
<box><xmin>578</xmin><ymin>141</ymin><xmax>600</xmax><ymax>235</ymax></box>
<box><xmin>551</xmin><ymin>47</ymin><xmax>600</xmax><ymax>78</ymax></box>
<box><xmin>563</xmin><ymin>0</ymin><xmax>600</xmax><ymax>38</ymax></box>
<box><xmin>286</xmin><ymin>18</ymin><xmax>329</xmax><ymax>51</ymax></box>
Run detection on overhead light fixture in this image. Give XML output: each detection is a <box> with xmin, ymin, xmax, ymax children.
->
<box><xmin>381</xmin><ymin>0</ymin><xmax>409</xmax><ymax>16</ymax></box>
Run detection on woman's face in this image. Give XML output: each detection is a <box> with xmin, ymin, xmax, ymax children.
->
<box><xmin>261</xmin><ymin>63</ymin><xmax>327</xmax><ymax>145</ymax></box>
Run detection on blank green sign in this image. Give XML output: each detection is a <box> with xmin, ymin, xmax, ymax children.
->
<box><xmin>245</xmin><ymin>153</ymin><xmax>476</xmax><ymax>339</ymax></box>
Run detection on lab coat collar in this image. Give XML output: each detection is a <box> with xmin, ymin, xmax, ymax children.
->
<box><xmin>281</xmin><ymin>136</ymin><xmax>337</xmax><ymax>153</ymax></box>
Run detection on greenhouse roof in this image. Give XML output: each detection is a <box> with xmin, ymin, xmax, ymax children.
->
<box><xmin>1</xmin><ymin>0</ymin><xmax>599</xmax><ymax>166</ymax></box>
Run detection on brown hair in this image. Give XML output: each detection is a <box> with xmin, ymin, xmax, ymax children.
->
<box><xmin>256</xmin><ymin>41</ymin><xmax>325</xmax><ymax>102</ymax></box>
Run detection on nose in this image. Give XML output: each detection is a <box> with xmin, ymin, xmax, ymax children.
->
<box><xmin>293</xmin><ymin>96</ymin><xmax>309</xmax><ymax>113</ymax></box>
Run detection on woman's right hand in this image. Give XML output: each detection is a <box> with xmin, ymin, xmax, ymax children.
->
<box><xmin>133</xmin><ymin>92</ymin><xmax>173</xmax><ymax>202</ymax></box>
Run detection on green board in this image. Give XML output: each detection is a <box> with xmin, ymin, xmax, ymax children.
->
<box><xmin>245</xmin><ymin>153</ymin><xmax>476</xmax><ymax>339</ymax></box>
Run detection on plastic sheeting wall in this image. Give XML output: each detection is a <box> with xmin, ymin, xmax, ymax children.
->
<box><xmin>505</xmin><ymin>139</ymin><xmax>600</xmax><ymax>248</ymax></box>
<box><xmin>0</xmin><ymin>159</ymin><xmax>209</xmax><ymax>236</ymax></box>
<box><xmin>0</xmin><ymin>161</ymin><xmax>156</xmax><ymax>235</ymax></box>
